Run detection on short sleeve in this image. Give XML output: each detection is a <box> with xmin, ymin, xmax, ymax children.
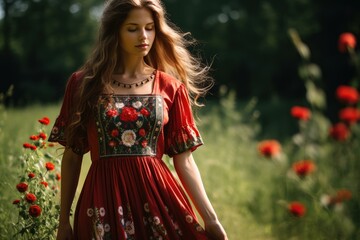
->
<box><xmin>48</xmin><ymin>72</ymin><xmax>89</xmax><ymax>155</ymax></box>
<box><xmin>164</xmin><ymin>84</ymin><xmax>203</xmax><ymax>157</ymax></box>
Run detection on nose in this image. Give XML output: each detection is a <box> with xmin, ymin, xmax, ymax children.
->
<box><xmin>139</xmin><ymin>29</ymin><xmax>147</xmax><ymax>40</ymax></box>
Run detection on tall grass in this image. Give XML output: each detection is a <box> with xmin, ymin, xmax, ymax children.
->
<box><xmin>0</xmin><ymin>83</ymin><xmax>359</xmax><ymax>239</ymax></box>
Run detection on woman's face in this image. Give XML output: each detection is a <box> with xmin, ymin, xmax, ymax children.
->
<box><xmin>119</xmin><ymin>7</ymin><xmax>156</xmax><ymax>58</ymax></box>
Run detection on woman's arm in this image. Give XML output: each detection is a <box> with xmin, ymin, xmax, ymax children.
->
<box><xmin>173</xmin><ymin>150</ymin><xmax>228</xmax><ymax>240</ymax></box>
<box><xmin>56</xmin><ymin>148</ymin><xmax>83</xmax><ymax>240</ymax></box>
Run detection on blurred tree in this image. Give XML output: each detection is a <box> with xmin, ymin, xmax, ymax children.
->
<box><xmin>0</xmin><ymin>0</ymin><xmax>101</xmax><ymax>105</ymax></box>
<box><xmin>1</xmin><ymin>0</ymin><xmax>359</xmax><ymax>104</ymax></box>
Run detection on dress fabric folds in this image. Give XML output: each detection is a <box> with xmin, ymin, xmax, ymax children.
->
<box><xmin>49</xmin><ymin>70</ymin><xmax>208</xmax><ymax>240</ymax></box>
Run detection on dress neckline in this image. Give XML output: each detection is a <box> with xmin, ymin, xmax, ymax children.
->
<box><xmin>102</xmin><ymin>70</ymin><xmax>159</xmax><ymax>96</ymax></box>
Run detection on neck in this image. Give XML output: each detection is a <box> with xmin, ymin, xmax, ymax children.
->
<box><xmin>115</xmin><ymin>57</ymin><xmax>149</xmax><ymax>77</ymax></box>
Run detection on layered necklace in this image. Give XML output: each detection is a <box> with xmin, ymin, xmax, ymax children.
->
<box><xmin>112</xmin><ymin>70</ymin><xmax>156</xmax><ymax>89</ymax></box>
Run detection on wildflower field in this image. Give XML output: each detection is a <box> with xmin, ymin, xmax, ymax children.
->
<box><xmin>0</xmin><ymin>32</ymin><xmax>359</xmax><ymax>239</ymax></box>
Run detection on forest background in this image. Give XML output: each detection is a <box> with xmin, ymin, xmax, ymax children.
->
<box><xmin>1</xmin><ymin>0</ymin><xmax>359</xmax><ymax>109</ymax></box>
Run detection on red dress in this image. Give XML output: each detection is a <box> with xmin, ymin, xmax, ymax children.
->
<box><xmin>49</xmin><ymin>70</ymin><xmax>209</xmax><ymax>240</ymax></box>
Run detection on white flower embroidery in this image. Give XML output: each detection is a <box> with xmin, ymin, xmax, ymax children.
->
<box><xmin>144</xmin><ymin>203</ymin><xmax>150</xmax><ymax>212</ymax></box>
<box><xmin>121</xmin><ymin>130</ymin><xmax>136</xmax><ymax>147</ymax></box>
<box><xmin>115</xmin><ymin>102</ymin><xmax>125</xmax><ymax>109</ymax></box>
<box><xmin>153</xmin><ymin>216</ymin><xmax>161</xmax><ymax>225</ymax></box>
<box><xmin>125</xmin><ymin>221</ymin><xmax>135</xmax><ymax>235</ymax></box>
<box><xmin>132</xmin><ymin>101</ymin><xmax>142</xmax><ymax>109</ymax></box>
<box><xmin>185</xmin><ymin>215</ymin><xmax>193</xmax><ymax>223</ymax></box>
<box><xmin>196</xmin><ymin>225</ymin><xmax>204</xmax><ymax>232</ymax></box>
<box><xmin>95</xmin><ymin>223</ymin><xmax>104</xmax><ymax>240</ymax></box>
<box><xmin>87</xmin><ymin>208</ymin><xmax>94</xmax><ymax>217</ymax></box>
<box><xmin>104</xmin><ymin>224</ymin><xmax>111</xmax><ymax>232</ymax></box>
<box><xmin>118</xmin><ymin>206</ymin><xmax>123</xmax><ymax>216</ymax></box>
<box><xmin>99</xmin><ymin>207</ymin><xmax>106</xmax><ymax>217</ymax></box>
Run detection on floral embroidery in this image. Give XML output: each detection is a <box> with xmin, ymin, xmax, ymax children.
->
<box><xmin>96</xmin><ymin>95</ymin><xmax>163</xmax><ymax>157</ymax></box>
<box><xmin>118</xmin><ymin>204</ymin><xmax>136</xmax><ymax>240</ymax></box>
<box><xmin>88</xmin><ymin>207</ymin><xmax>111</xmax><ymax>240</ymax></box>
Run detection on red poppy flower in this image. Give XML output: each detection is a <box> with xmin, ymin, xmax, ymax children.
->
<box><xmin>339</xmin><ymin>107</ymin><xmax>360</xmax><ymax>124</ymax></box>
<box><xmin>288</xmin><ymin>201</ymin><xmax>306</xmax><ymax>217</ymax></box>
<box><xmin>40</xmin><ymin>181</ymin><xmax>48</xmax><ymax>188</ymax></box>
<box><xmin>12</xmin><ymin>199</ymin><xmax>21</xmax><ymax>205</ymax></box>
<box><xmin>336</xmin><ymin>85</ymin><xmax>359</xmax><ymax>104</ymax></box>
<box><xmin>140</xmin><ymin>108</ymin><xmax>150</xmax><ymax>117</ymax></box>
<box><xmin>329</xmin><ymin>122</ymin><xmax>350</xmax><ymax>141</ymax></box>
<box><xmin>25</xmin><ymin>193</ymin><xmax>37</xmax><ymax>203</ymax></box>
<box><xmin>338</xmin><ymin>32</ymin><xmax>357</xmax><ymax>53</ymax></box>
<box><xmin>38</xmin><ymin>117</ymin><xmax>50</xmax><ymax>125</ymax></box>
<box><xmin>28</xmin><ymin>172</ymin><xmax>36</xmax><ymax>179</ymax></box>
<box><xmin>290</xmin><ymin>106</ymin><xmax>311</xmax><ymax>121</ymax></box>
<box><xmin>29</xmin><ymin>205</ymin><xmax>42</xmax><ymax>217</ymax></box>
<box><xmin>16</xmin><ymin>182</ymin><xmax>28</xmax><ymax>192</ymax></box>
<box><xmin>38</xmin><ymin>132</ymin><xmax>47</xmax><ymax>140</ymax></box>
<box><xmin>29</xmin><ymin>135</ymin><xmax>40</xmax><ymax>141</ymax></box>
<box><xmin>330</xmin><ymin>189</ymin><xmax>352</xmax><ymax>204</ymax></box>
<box><xmin>45</xmin><ymin>162</ymin><xmax>55</xmax><ymax>171</ymax></box>
<box><xmin>111</xmin><ymin>129</ymin><xmax>120</xmax><ymax>137</ymax></box>
<box><xmin>257</xmin><ymin>140</ymin><xmax>281</xmax><ymax>158</ymax></box>
<box><xmin>56</xmin><ymin>173</ymin><xmax>61</xmax><ymax>181</ymax></box>
<box><xmin>23</xmin><ymin>143</ymin><xmax>32</xmax><ymax>149</ymax></box>
<box><xmin>29</xmin><ymin>145</ymin><xmax>37</xmax><ymax>151</ymax></box>
<box><xmin>292</xmin><ymin>160</ymin><xmax>316</xmax><ymax>177</ymax></box>
<box><xmin>120</xmin><ymin>107</ymin><xmax>138</xmax><ymax>122</ymax></box>
<box><xmin>106</xmin><ymin>109</ymin><xmax>118</xmax><ymax>118</ymax></box>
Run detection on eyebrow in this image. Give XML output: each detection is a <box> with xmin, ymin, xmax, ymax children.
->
<box><xmin>125</xmin><ymin>22</ymin><xmax>154</xmax><ymax>26</ymax></box>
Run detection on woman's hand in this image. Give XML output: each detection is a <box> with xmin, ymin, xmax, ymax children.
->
<box><xmin>205</xmin><ymin>219</ymin><xmax>228</xmax><ymax>240</ymax></box>
<box><xmin>56</xmin><ymin>221</ymin><xmax>74</xmax><ymax>240</ymax></box>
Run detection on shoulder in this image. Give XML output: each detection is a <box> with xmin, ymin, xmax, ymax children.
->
<box><xmin>65</xmin><ymin>71</ymin><xmax>84</xmax><ymax>91</ymax></box>
<box><xmin>157</xmin><ymin>70</ymin><xmax>186</xmax><ymax>95</ymax></box>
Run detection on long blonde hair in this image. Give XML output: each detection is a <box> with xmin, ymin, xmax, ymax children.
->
<box><xmin>66</xmin><ymin>0</ymin><xmax>212</xmax><ymax>150</ymax></box>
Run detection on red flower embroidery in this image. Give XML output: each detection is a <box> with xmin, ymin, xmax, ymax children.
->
<box><xmin>38</xmin><ymin>117</ymin><xmax>50</xmax><ymax>125</ymax></box>
<box><xmin>108</xmin><ymin>140</ymin><xmax>118</xmax><ymax>148</ymax></box>
<box><xmin>290</xmin><ymin>106</ymin><xmax>311</xmax><ymax>121</ymax></box>
<box><xmin>106</xmin><ymin>109</ymin><xmax>118</xmax><ymax>118</ymax></box>
<box><xmin>25</xmin><ymin>193</ymin><xmax>37</xmax><ymax>203</ymax></box>
<box><xmin>120</xmin><ymin>107</ymin><xmax>138</xmax><ymax>122</ymax></box>
<box><xmin>16</xmin><ymin>182</ymin><xmax>28</xmax><ymax>192</ymax></box>
<box><xmin>336</xmin><ymin>85</ymin><xmax>359</xmax><ymax>104</ymax></box>
<box><xmin>139</xmin><ymin>128</ymin><xmax>146</xmax><ymax>137</ymax></box>
<box><xmin>339</xmin><ymin>107</ymin><xmax>360</xmax><ymax>124</ymax></box>
<box><xmin>292</xmin><ymin>160</ymin><xmax>316</xmax><ymax>177</ymax></box>
<box><xmin>28</xmin><ymin>172</ymin><xmax>36</xmax><ymax>179</ymax></box>
<box><xmin>141</xmin><ymin>140</ymin><xmax>148</xmax><ymax>148</ymax></box>
<box><xmin>338</xmin><ymin>32</ymin><xmax>357</xmax><ymax>53</ymax></box>
<box><xmin>45</xmin><ymin>162</ymin><xmax>55</xmax><ymax>171</ymax></box>
<box><xmin>257</xmin><ymin>140</ymin><xmax>281</xmax><ymax>158</ymax></box>
<box><xmin>329</xmin><ymin>122</ymin><xmax>349</xmax><ymax>141</ymax></box>
<box><xmin>140</xmin><ymin>108</ymin><xmax>150</xmax><ymax>117</ymax></box>
<box><xmin>29</xmin><ymin>205</ymin><xmax>42</xmax><ymax>217</ymax></box>
<box><xmin>111</xmin><ymin>129</ymin><xmax>120</xmax><ymax>137</ymax></box>
<box><xmin>13</xmin><ymin>199</ymin><xmax>21</xmax><ymax>205</ymax></box>
<box><xmin>40</xmin><ymin>181</ymin><xmax>48</xmax><ymax>188</ymax></box>
<box><xmin>288</xmin><ymin>201</ymin><xmax>306</xmax><ymax>217</ymax></box>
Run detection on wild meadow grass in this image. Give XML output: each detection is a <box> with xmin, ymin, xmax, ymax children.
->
<box><xmin>0</xmin><ymin>88</ymin><xmax>359</xmax><ymax>239</ymax></box>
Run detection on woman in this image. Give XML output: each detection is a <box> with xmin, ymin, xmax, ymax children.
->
<box><xmin>50</xmin><ymin>0</ymin><xmax>227</xmax><ymax>239</ymax></box>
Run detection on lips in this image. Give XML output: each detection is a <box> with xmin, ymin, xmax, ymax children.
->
<box><xmin>136</xmin><ymin>44</ymin><xmax>149</xmax><ymax>48</ymax></box>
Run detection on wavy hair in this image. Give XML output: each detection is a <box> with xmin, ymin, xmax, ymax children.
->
<box><xmin>66</xmin><ymin>0</ymin><xmax>213</xmax><ymax>151</ymax></box>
